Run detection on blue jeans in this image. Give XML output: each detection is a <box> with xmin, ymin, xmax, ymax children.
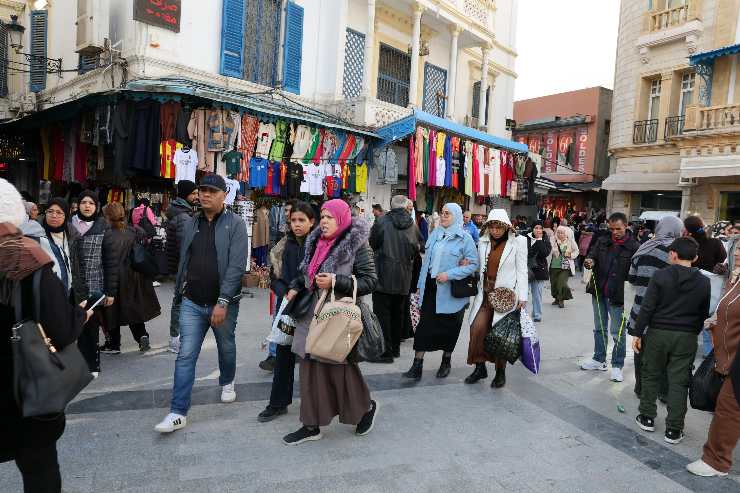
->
<box><xmin>701</xmin><ymin>328</ymin><xmax>713</xmax><ymax>357</ymax></box>
<box><xmin>591</xmin><ymin>296</ymin><xmax>626</xmax><ymax>368</ymax></box>
<box><xmin>529</xmin><ymin>280</ymin><xmax>545</xmax><ymax>320</ymax></box>
<box><xmin>170</xmin><ymin>298</ymin><xmax>239</xmax><ymax>416</ymax></box>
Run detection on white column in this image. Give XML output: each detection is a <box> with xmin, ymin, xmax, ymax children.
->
<box><xmin>728</xmin><ymin>54</ymin><xmax>737</xmax><ymax>104</ymax></box>
<box><xmin>487</xmin><ymin>78</ymin><xmax>496</xmax><ymax>133</ymax></box>
<box><xmin>478</xmin><ymin>46</ymin><xmax>490</xmax><ymax>129</ymax></box>
<box><xmin>408</xmin><ymin>3</ymin><xmax>424</xmax><ymax>108</ymax></box>
<box><xmin>361</xmin><ymin>0</ymin><xmax>376</xmax><ymax>97</ymax></box>
<box><xmin>446</xmin><ymin>26</ymin><xmax>462</xmax><ymax>119</ymax></box>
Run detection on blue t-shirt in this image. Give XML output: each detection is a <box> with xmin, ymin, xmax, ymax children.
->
<box><xmin>249</xmin><ymin>157</ymin><xmax>269</xmax><ymax>188</ymax></box>
<box><xmin>271</xmin><ymin>161</ymin><xmax>282</xmax><ymax>195</ymax></box>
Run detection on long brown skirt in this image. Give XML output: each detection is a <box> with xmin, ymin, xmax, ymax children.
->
<box><xmin>467</xmin><ymin>299</ymin><xmax>497</xmax><ymax>364</ymax></box>
<box><xmin>299</xmin><ymin>358</ymin><xmax>371</xmax><ymax>427</ymax></box>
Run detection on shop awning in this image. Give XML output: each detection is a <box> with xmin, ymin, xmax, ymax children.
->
<box><xmin>690</xmin><ymin>43</ymin><xmax>740</xmax><ymax>66</ymax></box>
<box><xmin>125</xmin><ymin>78</ymin><xmax>380</xmax><ymax>139</ymax></box>
<box><xmin>680</xmin><ymin>155</ymin><xmax>740</xmax><ymax>178</ymax></box>
<box><xmin>376</xmin><ymin>109</ymin><xmax>528</xmax><ymax>153</ymax></box>
<box><xmin>639</xmin><ymin>210</ymin><xmax>680</xmax><ymax>221</ymax></box>
<box><xmin>601</xmin><ymin>172</ymin><xmax>681</xmax><ymax>191</ymax></box>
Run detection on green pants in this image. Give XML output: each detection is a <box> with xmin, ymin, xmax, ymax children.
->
<box><xmin>638</xmin><ymin>329</ymin><xmax>698</xmax><ymax>430</ymax></box>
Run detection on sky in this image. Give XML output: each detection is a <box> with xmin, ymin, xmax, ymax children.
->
<box><xmin>514</xmin><ymin>0</ymin><xmax>621</xmax><ymax>101</ymax></box>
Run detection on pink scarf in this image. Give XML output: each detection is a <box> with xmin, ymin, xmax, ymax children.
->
<box><xmin>307</xmin><ymin>199</ymin><xmax>352</xmax><ymax>286</ymax></box>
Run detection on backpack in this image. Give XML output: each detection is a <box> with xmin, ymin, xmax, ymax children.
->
<box><xmin>305</xmin><ymin>275</ymin><xmax>363</xmax><ymax>364</ymax></box>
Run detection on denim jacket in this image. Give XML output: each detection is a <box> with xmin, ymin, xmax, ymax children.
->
<box><xmin>417</xmin><ymin>231</ymin><xmax>479</xmax><ymax>314</ymax></box>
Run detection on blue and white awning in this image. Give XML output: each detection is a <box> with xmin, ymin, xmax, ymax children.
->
<box><xmin>690</xmin><ymin>43</ymin><xmax>740</xmax><ymax>66</ymax></box>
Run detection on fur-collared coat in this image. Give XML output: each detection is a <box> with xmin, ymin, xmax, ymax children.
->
<box><xmin>291</xmin><ymin>218</ymin><xmax>377</xmax><ymax>361</ymax></box>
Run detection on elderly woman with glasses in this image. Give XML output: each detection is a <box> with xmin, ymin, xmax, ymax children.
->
<box><xmin>403</xmin><ymin>203</ymin><xmax>479</xmax><ymax>380</ymax></box>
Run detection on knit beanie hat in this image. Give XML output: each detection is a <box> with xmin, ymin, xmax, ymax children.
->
<box><xmin>177</xmin><ymin>180</ymin><xmax>197</xmax><ymax>200</ymax></box>
<box><xmin>0</xmin><ymin>178</ymin><xmax>28</xmax><ymax>227</ymax></box>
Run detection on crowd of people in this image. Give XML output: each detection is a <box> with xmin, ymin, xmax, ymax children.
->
<box><xmin>2</xmin><ymin>172</ymin><xmax>740</xmax><ymax>490</ymax></box>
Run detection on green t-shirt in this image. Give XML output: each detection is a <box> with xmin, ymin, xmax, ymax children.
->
<box><xmin>222</xmin><ymin>150</ymin><xmax>243</xmax><ymax>176</ymax></box>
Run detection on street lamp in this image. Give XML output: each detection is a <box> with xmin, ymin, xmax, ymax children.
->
<box><xmin>4</xmin><ymin>14</ymin><xmax>63</xmax><ymax>77</ymax></box>
<box><xmin>6</xmin><ymin>15</ymin><xmax>25</xmax><ymax>51</ymax></box>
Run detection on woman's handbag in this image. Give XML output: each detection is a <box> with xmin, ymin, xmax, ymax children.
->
<box><xmin>484</xmin><ymin>309</ymin><xmax>522</xmax><ymax>364</ymax></box>
<box><xmin>11</xmin><ymin>270</ymin><xmax>93</xmax><ymax>417</ymax></box>
<box><xmin>130</xmin><ymin>242</ymin><xmax>158</xmax><ymax>277</ymax></box>
<box><xmin>305</xmin><ymin>275</ymin><xmax>363</xmax><ymax>363</ymax></box>
<box><xmin>283</xmin><ymin>287</ymin><xmax>313</xmax><ymax>319</ymax></box>
<box><xmin>689</xmin><ymin>351</ymin><xmax>725</xmax><ymax>412</ymax></box>
<box><xmin>353</xmin><ymin>301</ymin><xmax>386</xmax><ymax>362</ymax></box>
<box><xmin>487</xmin><ymin>287</ymin><xmax>517</xmax><ymax>313</ymax></box>
<box><xmin>450</xmin><ymin>273</ymin><xmax>479</xmax><ymax>298</ymax></box>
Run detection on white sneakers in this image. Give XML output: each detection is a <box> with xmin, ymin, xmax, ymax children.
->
<box><xmin>610</xmin><ymin>368</ymin><xmax>624</xmax><ymax>382</ymax></box>
<box><xmin>168</xmin><ymin>336</ymin><xmax>180</xmax><ymax>354</ymax></box>
<box><xmin>580</xmin><ymin>359</ymin><xmax>608</xmax><ymax>371</ymax></box>
<box><xmin>221</xmin><ymin>382</ymin><xmax>237</xmax><ymax>403</ymax></box>
<box><xmin>686</xmin><ymin>459</ymin><xmax>728</xmax><ymax>477</ymax></box>
<box><xmin>155</xmin><ymin>413</ymin><xmax>187</xmax><ymax>433</ymax></box>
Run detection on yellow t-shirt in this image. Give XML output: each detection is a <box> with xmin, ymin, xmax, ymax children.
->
<box><xmin>436</xmin><ymin>132</ymin><xmax>446</xmax><ymax>158</ymax></box>
<box><xmin>355</xmin><ymin>163</ymin><xmax>368</xmax><ymax>193</ymax></box>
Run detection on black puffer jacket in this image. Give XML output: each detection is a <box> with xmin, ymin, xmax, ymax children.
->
<box><xmin>527</xmin><ymin>234</ymin><xmax>551</xmax><ymax>281</ymax></box>
<box><xmin>165</xmin><ymin>198</ymin><xmax>193</xmax><ymax>276</ymax></box>
<box><xmin>271</xmin><ymin>232</ymin><xmax>307</xmax><ymax>299</ymax></box>
<box><xmin>369</xmin><ymin>208</ymin><xmax>420</xmax><ymax>294</ymax></box>
<box><xmin>586</xmin><ymin>232</ymin><xmax>640</xmax><ymax>306</ymax></box>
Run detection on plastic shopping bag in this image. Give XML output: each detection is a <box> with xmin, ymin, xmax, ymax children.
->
<box><xmin>267</xmin><ymin>298</ymin><xmax>296</xmax><ymax>346</ymax></box>
<box><xmin>520</xmin><ymin>310</ymin><xmax>541</xmax><ymax>375</ymax></box>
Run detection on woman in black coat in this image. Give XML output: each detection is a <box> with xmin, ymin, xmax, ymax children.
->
<box><xmin>527</xmin><ymin>222</ymin><xmax>551</xmax><ymax>322</ymax></box>
<box><xmin>1</xmin><ymin>210</ymin><xmax>89</xmax><ymax>492</ymax></box>
<box><xmin>100</xmin><ymin>202</ymin><xmax>160</xmax><ymax>354</ymax></box>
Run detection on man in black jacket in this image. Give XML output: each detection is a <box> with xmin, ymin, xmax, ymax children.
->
<box><xmin>369</xmin><ymin>195</ymin><xmax>421</xmax><ymax>363</ymax></box>
<box><xmin>631</xmin><ymin>237</ymin><xmax>710</xmax><ymax>444</ymax></box>
<box><xmin>165</xmin><ymin>180</ymin><xmax>198</xmax><ymax>354</ymax></box>
<box><xmin>582</xmin><ymin>212</ymin><xmax>640</xmax><ymax>383</ymax></box>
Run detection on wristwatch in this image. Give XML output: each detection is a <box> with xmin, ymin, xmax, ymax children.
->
<box><xmin>217</xmin><ymin>298</ymin><xmax>229</xmax><ymax>308</ymax></box>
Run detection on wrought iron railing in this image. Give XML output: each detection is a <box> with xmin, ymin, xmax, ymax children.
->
<box><xmin>664</xmin><ymin>115</ymin><xmax>685</xmax><ymax>138</ymax></box>
<box><xmin>633</xmin><ymin>119</ymin><xmax>659</xmax><ymax>144</ymax></box>
<box><xmin>377</xmin><ymin>43</ymin><xmax>411</xmax><ymax>108</ymax></box>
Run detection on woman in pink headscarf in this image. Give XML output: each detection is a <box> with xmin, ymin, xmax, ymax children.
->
<box><xmin>283</xmin><ymin>199</ymin><xmax>379</xmax><ymax>445</ymax></box>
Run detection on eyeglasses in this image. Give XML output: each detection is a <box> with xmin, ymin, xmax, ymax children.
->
<box><xmin>441</xmin><ymin>211</ymin><xmax>452</xmax><ymax>216</ymax></box>
<box><xmin>46</xmin><ymin>210</ymin><xmax>65</xmax><ymax>216</ymax></box>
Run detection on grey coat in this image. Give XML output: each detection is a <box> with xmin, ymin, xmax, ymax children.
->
<box><xmin>174</xmin><ymin>208</ymin><xmax>249</xmax><ymax>305</ymax></box>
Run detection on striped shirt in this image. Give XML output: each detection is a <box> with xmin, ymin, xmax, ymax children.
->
<box><xmin>627</xmin><ymin>244</ymin><xmax>671</xmax><ymax>332</ymax></box>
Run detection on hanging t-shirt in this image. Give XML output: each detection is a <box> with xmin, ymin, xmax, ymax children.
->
<box><xmin>286</xmin><ymin>161</ymin><xmax>303</xmax><ymax>197</ymax></box>
<box><xmin>249</xmin><ymin>157</ymin><xmax>269</xmax><ymax>188</ymax></box>
<box><xmin>271</xmin><ymin>161</ymin><xmax>282</xmax><ymax>196</ymax></box>
<box><xmin>464</xmin><ymin>141</ymin><xmax>473</xmax><ymax>196</ymax></box>
<box><xmin>222</xmin><ymin>150</ymin><xmax>244</xmax><ymax>177</ymax></box>
<box><xmin>355</xmin><ymin>163</ymin><xmax>368</xmax><ymax>193</ymax></box>
<box><xmin>444</xmin><ymin>136</ymin><xmax>453</xmax><ymax>188</ymax></box>
<box><xmin>306</xmin><ymin>163</ymin><xmax>325</xmax><ymax>196</ymax></box>
<box><xmin>173</xmin><ymin>148</ymin><xmax>198</xmax><ymax>184</ymax></box>
<box><xmin>160</xmin><ymin>139</ymin><xmax>182</xmax><ymax>179</ymax></box>
<box><xmin>266</xmin><ymin>164</ymin><xmax>274</xmax><ymax>195</ymax></box>
<box><xmin>224</xmin><ymin>177</ymin><xmax>240</xmax><ymax>205</ymax></box>
<box><xmin>341</xmin><ymin>163</ymin><xmax>350</xmax><ymax>189</ymax></box>
<box><xmin>436</xmin><ymin>157</ymin><xmax>446</xmax><ymax>188</ymax></box>
<box><xmin>490</xmin><ymin>149</ymin><xmax>502</xmax><ymax>197</ymax></box>
<box><xmin>300</xmin><ymin>163</ymin><xmax>310</xmax><ymax>193</ymax></box>
<box><xmin>255</xmin><ymin>123</ymin><xmax>276</xmax><ymax>158</ymax></box>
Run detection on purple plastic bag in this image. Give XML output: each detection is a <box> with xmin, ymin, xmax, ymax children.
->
<box><xmin>521</xmin><ymin>337</ymin><xmax>541</xmax><ymax>375</ymax></box>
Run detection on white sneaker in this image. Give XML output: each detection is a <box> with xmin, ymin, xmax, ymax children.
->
<box><xmin>221</xmin><ymin>382</ymin><xmax>236</xmax><ymax>403</ymax></box>
<box><xmin>686</xmin><ymin>459</ymin><xmax>728</xmax><ymax>477</ymax></box>
<box><xmin>154</xmin><ymin>413</ymin><xmax>187</xmax><ymax>433</ymax></box>
<box><xmin>91</xmin><ymin>371</ymin><xmax>99</xmax><ymax>379</ymax></box>
<box><xmin>152</xmin><ymin>281</ymin><xmax>161</xmax><ymax>287</ymax></box>
<box><xmin>580</xmin><ymin>359</ymin><xmax>608</xmax><ymax>371</ymax></box>
<box><xmin>169</xmin><ymin>336</ymin><xmax>180</xmax><ymax>354</ymax></box>
<box><xmin>611</xmin><ymin>368</ymin><xmax>624</xmax><ymax>382</ymax></box>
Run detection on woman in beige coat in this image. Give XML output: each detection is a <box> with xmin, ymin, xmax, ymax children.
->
<box><xmin>549</xmin><ymin>226</ymin><xmax>579</xmax><ymax>308</ymax></box>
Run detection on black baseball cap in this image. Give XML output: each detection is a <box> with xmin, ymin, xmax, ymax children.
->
<box><xmin>199</xmin><ymin>174</ymin><xmax>227</xmax><ymax>192</ymax></box>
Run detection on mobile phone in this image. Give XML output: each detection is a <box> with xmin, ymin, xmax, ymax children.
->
<box><xmin>86</xmin><ymin>294</ymin><xmax>106</xmax><ymax>310</ymax></box>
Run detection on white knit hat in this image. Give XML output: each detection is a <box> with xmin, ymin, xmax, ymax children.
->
<box><xmin>0</xmin><ymin>178</ymin><xmax>28</xmax><ymax>227</ymax></box>
<box><xmin>485</xmin><ymin>209</ymin><xmax>512</xmax><ymax>227</ymax></box>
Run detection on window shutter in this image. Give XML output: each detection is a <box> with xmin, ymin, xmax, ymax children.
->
<box><xmin>78</xmin><ymin>53</ymin><xmax>99</xmax><ymax>74</ymax></box>
<box><xmin>30</xmin><ymin>10</ymin><xmax>48</xmax><ymax>93</ymax></box>
<box><xmin>0</xmin><ymin>22</ymin><xmax>7</xmax><ymax>98</ymax></box>
<box><xmin>472</xmin><ymin>81</ymin><xmax>481</xmax><ymax>118</ymax></box>
<box><xmin>220</xmin><ymin>0</ymin><xmax>246</xmax><ymax>78</ymax></box>
<box><xmin>282</xmin><ymin>1</ymin><xmax>304</xmax><ymax>94</ymax></box>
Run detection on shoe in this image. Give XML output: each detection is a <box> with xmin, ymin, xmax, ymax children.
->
<box><xmin>370</xmin><ymin>354</ymin><xmax>394</xmax><ymax>364</ymax></box>
<box><xmin>658</xmin><ymin>394</ymin><xmax>668</xmax><ymax>404</ymax></box>
<box><xmin>283</xmin><ymin>426</ymin><xmax>322</xmax><ymax>445</ymax></box>
<box><xmin>100</xmin><ymin>344</ymin><xmax>121</xmax><ymax>355</ymax></box>
<box><xmin>91</xmin><ymin>371</ymin><xmax>99</xmax><ymax>379</ymax></box>
<box><xmin>580</xmin><ymin>359</ymin><xmax>608</xmax><ymax>371</ymax></box>
<box><xmin>464</xmin><ymin>364</ymin><xmax>488</xmax><ymax>384</ymax></box>
<box><xmin>436</xmin><ymin>356</ymin><xmax>451</xmax><ymax>379</ymax></box>
<box><xmin>402</xmin><ymin>358</ymin><xmax>423</xmax><ymax>380</ymax></box>
<box><xmin>169</xmin><ymin>336</ymin><xmax>180</xmax><ymax>354</ymax></box>
<box><xmin>492</xmin><ymin>367</ymin><xmax>506</xmax><ymax>388</ymax></box>
<box><xmin>152</xmin><ymin>281</ymin><xmax>161</xmax><ymax>287</ymax></box>
<box><xmin>356</xmin><ymin>400</ymin><xmax>379</xmax><ymax>436</ymax></box>
<box><xmin>665</xmin><ymin>429</ymin><xmax>685</xmax><ymax>444</ymax></box>
<box><xmin>558</xmin><ymin>301</ymin><xmax>565</xmax><ymax>309</ymax></box>
<box><xmin>686</xmin><ymin>459</ymin><xmax>729</xmax><ymax>477</ymax></box>
<box><xmin>138</xmin><ymin>336</ymin><xmax>150</xmax><ymax>352</ymax></box>
<box><xmin>610</xmin><ymin>368</ymin><xmax>624</xmax><ymax>382</ymax></box>
<box><xmin>155</xmin><ymin>413</ymin><xmax>187</xmax><ymax>433</ymax></box>
<box><xmin>533</xmin><ymin>318</ymin><xmax>542</xmax><ymax>323</ymax></box>
<box><xmin>551</xmin><ymin>299</ymin><xmax>559</xmax><ymax>305</ymax></box>
<box><xmin>221</xmin><ymin>382</ymin><xmax>236</xmax><ymax>403</ymax></box>
<box><xmin>257</xmin><ymin>406</ymin><xmax>287</xmax><ymax>423</ymax></box>
<box><xmin>259</xmin><ymin>355</ymin><xmax>276</xmax><ymax>372</ymax></box>
<box><xmin>635</xmin><ymin>414</ymin><xmax>655</xmax><ymax>432</ymax></box>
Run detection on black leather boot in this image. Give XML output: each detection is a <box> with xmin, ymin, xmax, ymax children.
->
<box><xmin>436</xmin><ymin>355</ymin><xmax>452</xmax><ymax>378</ymax></box>
<box><xmin>402</xmin><ymin>358</ymin><xmax>423</xmax><ymax>380</ymax></box>
<box><xmin>464</xmin><ymin>363</ymin><xmax>487</xmax><ymax>384</ymax></box>
<box><xmin>492</xmin><ymin>366</ymin><xmax>506</xmax><ymax>388</ymax></box>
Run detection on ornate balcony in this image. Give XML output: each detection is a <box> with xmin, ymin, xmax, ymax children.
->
<box><xmin>331</xmin><ymin>96</ymin><xmax>413</xmax><ymax>128</ymax></box>
<box><xmin>646</xmin><ymin>1</ymin><xmax>700</xmax><ymax>33</ymax></box>
<box><xmin>664</xmin><ymin>115</ymin><xmax>685</xmax><ymax>138</ymax></box>
<box><xmin>684</xmin><ymin>103</ymin><xmax>740</xmax><ymax>132</ymax></box>
<box><xmin>633</xmin><ymin>119</ymin><xmax>659</xmax><ymax>144</ymax></box>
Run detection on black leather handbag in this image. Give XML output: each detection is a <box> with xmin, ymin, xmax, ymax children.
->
<box><xmin>130</xmin><ymin>243</ymin><xmax>158</xmax><ymax>277</ymax></box>
<box><xmin>11</xmin><ymin>270</ymin><xmax>93</xmax><ymax>417</ymax></box>
<box><xmin>283</xmin><ymin>288</ymin><xmax>314</xmax><ymax>319</ymax></box>
<box><xmin>690</xmin><ymin>351</ymin><xmax>725</xmax><ymax>412</ymax></box>
<box><xmin>352</xmin><ymin>301</ymin><xmax>386</xmax><ymax>362</ymax></box>
<box><xmin>450</xmin><ymin>273</ymin><xmax>479</xmax><ymax>298</ymax></box>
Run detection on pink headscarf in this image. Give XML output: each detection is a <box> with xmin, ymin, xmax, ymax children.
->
<box><xmin>307</xmin><ymin>199</ymin><xmax>352</xmax><ymax>286</ymax></box>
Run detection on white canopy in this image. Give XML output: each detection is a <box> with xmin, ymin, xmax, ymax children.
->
<box><xmin>639</xmin><ymin>210</ymin><xmax>680</xmax><ymax>221</ymax></box>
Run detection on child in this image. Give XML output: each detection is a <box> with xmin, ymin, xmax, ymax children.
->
<box><xmin>631</xmin><ymin>237</ymin><xmax>711</xmax><ymax>444</ymax></box>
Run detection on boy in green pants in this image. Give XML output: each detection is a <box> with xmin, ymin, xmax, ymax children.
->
<box><xmin>630</xmin><ymin>237</ymin><xmax>711</xmax><ymax>444</ymax></box>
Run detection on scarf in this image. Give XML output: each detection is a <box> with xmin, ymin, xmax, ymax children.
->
<box><xmin>307</xmin><ymin>199</ymin><xmax>352</xmax><ymax>286</ymax></box>
<box><xmin>428</xmin><ymin>203</ymin><xmax>464</xmax><ymax>278</ymax></box>
<box><xmin>72</xmin><ymin>214</ymin><xmax>94</xmax><ymax>236</ymax></box>
<box><xmin>633</xmin><ymin>215</ymin><xmax>683</xmax><ymax>261</ymax></box>
<box><xmin>0</xmin><ymin>222</ymin><xmax>53</xmax><ymax>283</ymax></box>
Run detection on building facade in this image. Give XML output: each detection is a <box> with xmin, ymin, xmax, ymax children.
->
<box><xmin>606</xmin><ymin>0</ymin><xmax>740</xmax><ymax>223</ymax></box>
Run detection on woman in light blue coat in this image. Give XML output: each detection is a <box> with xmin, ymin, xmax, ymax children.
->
<box><xmin>402</xmin><ymin>203</ymin><xmax>479</xmax><ymax>380</ymax></box>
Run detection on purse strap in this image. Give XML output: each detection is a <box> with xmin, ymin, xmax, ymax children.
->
<box><xmin>12</xmin><ymin>269</ymin><xmax>42</xmax><ymax>324</ymax></box>
<box><xmin>328</xmin><ymin>274</ymin><xmax>358</xmax><ymax>303</ymax></box>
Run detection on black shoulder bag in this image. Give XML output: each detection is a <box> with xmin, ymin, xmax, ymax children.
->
<box><xmin>11</xmin><ymin>270</ymin><xmax>93</xmax><ymax>417</ymax></box>
<box><xmin>138</xmin><ymin>207</ymin><xmax>157</xmax><ymax>238</ymax></box>
<box><xmin>450</xmin><ymin>272</ymin><xmax>479</xmax><ymax>298</ymax></box>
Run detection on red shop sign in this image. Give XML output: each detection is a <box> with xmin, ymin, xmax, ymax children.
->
<box><xmin>134</xmin><ymin>0</ymin><xmax>181</xmax><ymax>33</ymax></box>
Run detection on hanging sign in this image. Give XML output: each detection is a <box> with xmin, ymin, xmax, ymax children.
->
<box><xmin>544</xmin><ymin>131</ymin><xmax>557</xmax><ymax>173</ymax></box>
<box><xmin>528</xmin><ymin>134</ymin><xmax>541</xmax><ymax>155</ymax></box>
<box><xmin>576</xmin><ymin>126</ymin><xmax>588</xmax><ymax>173</ymax></box>
<box><xmin>133</xmin><ymin>0</ymin><xmax>181</xmax><ymax>32</ymax></box>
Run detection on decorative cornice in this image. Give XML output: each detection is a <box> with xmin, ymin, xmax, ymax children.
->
<box><xmin>377</xmin><ymin>5</ymin><xmax>437</xmax><ymax>39</ymax></box>
<box><xmin>0</xmin><ymin>0</ymin><xmax>25</xmax><ymax>13</ymax></box>
<box><xmin>493</xmin><ymin>39</ymin><xmax>517</xmax><ymax>57</ymax></box>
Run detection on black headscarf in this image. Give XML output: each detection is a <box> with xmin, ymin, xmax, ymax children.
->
<box><xmin>76</xmin><ymin>190</ymin><xmax>99</xmax><ymax>221</ymax></box>
<box><xmin>43</xmin><ymin>197</ymin><xmax>69</xmax><ymax>234</ymax></box>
